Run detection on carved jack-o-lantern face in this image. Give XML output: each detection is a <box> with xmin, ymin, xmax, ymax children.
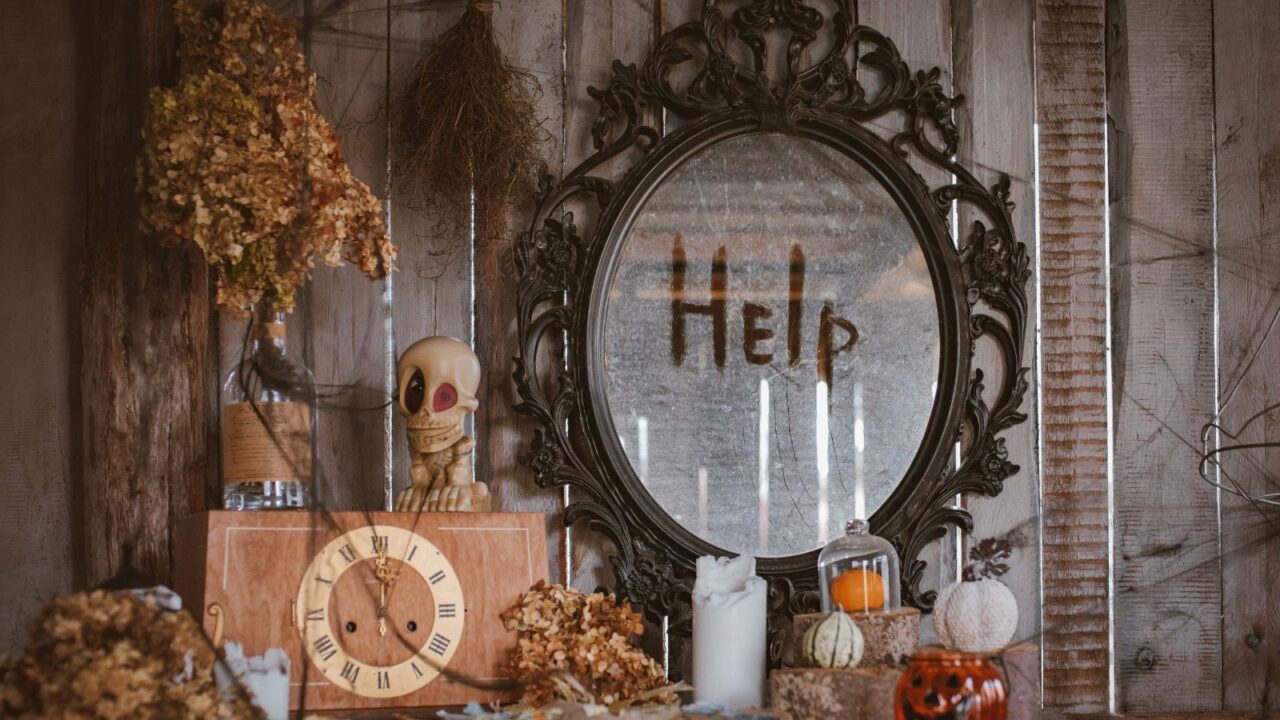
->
<box><xmin>397</xmin><ymin>337</ymin><xmax>480</xmax><ymax>454</ymax></box>
<box><xmin>895</xmin><ymin>652</ymin><xmax>1006</xmax><ymax>720</ymax></box>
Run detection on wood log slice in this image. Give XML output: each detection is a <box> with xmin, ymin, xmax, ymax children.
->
<box><xmin>769</xmin><ymin>667</ymin><xmax>901</xmax><ymax>720</ymax></box>
<box><xmin>999</xmin><ymin>643</ymin><xmax>1040</xmax><ymax>720</ymax></box>
<box><xmin>790</xmin><ymin>608</ymin><xmax>921</xmax><ymax>668</ymax></box>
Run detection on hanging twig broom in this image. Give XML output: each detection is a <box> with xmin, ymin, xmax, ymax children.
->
<box><xmin>395</xmin><ymin>0</ymin><xmax>546</xmax><ymax>245</ymax></box>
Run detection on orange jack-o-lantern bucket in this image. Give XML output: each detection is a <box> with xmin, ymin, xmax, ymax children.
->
<box><xmin>894</xmin><ymin>650</ymin><xmax>1007</xmax><ymax>720</ymax></box>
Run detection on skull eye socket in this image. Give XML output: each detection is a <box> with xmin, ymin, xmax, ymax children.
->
<box><xmin>405</xmin><ymin>369</ymin><xmax>426</xmax><ymax>414</ymax></box>
<box><xmin>433</xmin><ymin>383</ymin><xmax>458</xmax><ymax>412</ymax></box>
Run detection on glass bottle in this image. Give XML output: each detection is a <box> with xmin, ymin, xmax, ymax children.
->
<box><xmin>221</xmin><ymin>303</ymin><xmax>316</xmax><ymax>509</ymax></box>
<box><xmin>817</xmin><ymin>518</ymin><xmax>901</xmax><ymax>613</ymax></box>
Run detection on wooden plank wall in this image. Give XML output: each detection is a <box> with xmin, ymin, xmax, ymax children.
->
<box><xmin>80</xmin><ymin>0</ymin><xmax>213</xmax><ymax>590</ymax></box>
<box><xmin>0</xmin><ymin>0</ymin><xmax>80</xmax><ymax>654</ymax></box>
<box><xmin>861</xmin><ymin>0</ymin><xmax>965</xmax><ymax>634</ymax></box>
<box><xmin>1213</xmin><ymin>1</ymin><xmax>1280</xmax><ymax>712</ymax></box>
<box><xmin>1108</xmin><ymin>0</ymin><xmax>1220</xmax><ymax>712</ymax></box>
<box><xmin>951</xmin><ymin>0</ymin><xmax>1041</xmax><ymax>648</ymax></box>
<box><xmin>563</xmin><ymin>0</ymin><xmax>655</xmax><ymax>594</ymax></box>
<box><xmin>1036</xmin><ymin>0</ymin><xmax>1111</xmax><ymax>712</ymax></box>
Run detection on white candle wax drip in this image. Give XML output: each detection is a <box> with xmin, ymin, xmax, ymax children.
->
<box><xmin>692</xmin><ymin>554</ymin><xmax>768</xmax><ymax>709</ymax></box>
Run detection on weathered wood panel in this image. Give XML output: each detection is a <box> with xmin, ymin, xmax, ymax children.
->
<box><xmin>564</xmin><ymin>0</ymin><xmax>656</xmax><ymax>593</ymax></box>
<box><xmin>858</xmin><ymin>0</ymin><xmax>959</xmax><ymax>632</ymax></box>
<box><xmin>304</xmin><ymin>0</ymin><xmax>397</xmax><ymax>512</ymax></box>
<box><xmin>80</xmin><ymin>0</ymin><xmax>212</xmax><ymax>588</ymax></box>
<box><xmin>476</xmin><ymin>0</ymin><xmax>568</xmax><ymax>583</ymax></box>
<box><xmin>1108</xmin><ymin>0</ymin><xmax>1220</xmax><ymax>712</ymax></box>
<box><xmin>1035</xmin><ymin>0</ymin><xmax>1110</xmax><ymax>712</ymax></box>
<box><xmin>387</xmin><ymin>0</ymin><xmax>474</xmax><ymax>504</ymax></box>
<box><xmin>1213</xmin><ymin>0</ymin><xmax>1280</xmax><ymax>711</ymax></box>
<box><xmin>951</xmin><ymin>0</ymin><xmax>1040</xmax><ymax>647</ymax></box>
<box><xmin>0</xmin><ymin>0</ymin><xmax>80</xmax><ymax>654</ymax></box>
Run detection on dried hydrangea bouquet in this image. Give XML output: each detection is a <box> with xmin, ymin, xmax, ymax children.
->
<box><xmin>0</xmin><ymin>591</ymin><xmax>261</xmax><ymax>719</ymax></box>
<box><xmin>138</xmin><ymin>0</ymin><xmax>396</xmax><ymax>509</ymax></box>
<box><xmin>500</xmin><ymin>582</ymin><xmax>678</xmax><ymax>708</ymax></box>
<box><xmin>139</xmin><ymin>0</ymin><xmax>394</xmax><ymax>314</ymax></box>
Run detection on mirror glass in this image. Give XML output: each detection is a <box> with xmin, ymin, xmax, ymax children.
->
<box><xmin>602</xmin><ymin>132</ymin><xmax>940</xmax><ymax>558</ymax></box>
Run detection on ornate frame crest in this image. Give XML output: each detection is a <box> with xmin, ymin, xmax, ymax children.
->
<box><xmin>513</xmin><ymin>0</ymin><xmax>1030</xmax><ymax>671</ymax></box>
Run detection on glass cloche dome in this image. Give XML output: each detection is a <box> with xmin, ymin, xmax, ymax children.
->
<box><xmin>817</xmin><ymin>519</ymin><xmax>901</xmax><ymax>613</ymax></box>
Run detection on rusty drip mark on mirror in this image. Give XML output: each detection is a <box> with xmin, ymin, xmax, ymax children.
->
<box><xmin>670</xmin><ymin>234</ymin><xmax>728</xmax><ymax>368</ymax></box>
<box><xmin>788</xmin><ymin>244</ymin><xmax>805</xmax><ymax>367</ymax></box>
<box><xmin>818</xmin><ymin>302</ymin><xmax>859</xmax><ymax>389</ymax></box>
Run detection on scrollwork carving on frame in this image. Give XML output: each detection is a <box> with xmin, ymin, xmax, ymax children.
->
<box><xmin>513</xmin><ymin>0</ymin><xmax>1030</xmax><ymax>673</ymax></box>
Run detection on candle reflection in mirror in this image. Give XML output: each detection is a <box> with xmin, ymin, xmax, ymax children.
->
<box><xmin>758</xmin><ymin>378</ymin><xmax>770</xmax><ymax>555</ymax></box>
<box><xmin>637</xmin><ymin>416</ymin><xmax>649</xmax><ymax>486</ymax></box>
<box><xmin>816</xmin><ymin>380</ymin><xmax>830</xmax><ymax>545</ymax></box>
<box><xmin>854</xmin><ymin>382</ymin><xmax>866</xmax><ymax>521</ymax></box>
<box><xmin>698</xmin><ymin>466</ymin><xmax>709</xmax><ymax>537</ymax></box>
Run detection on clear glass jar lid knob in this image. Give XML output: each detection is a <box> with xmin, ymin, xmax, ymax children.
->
<box><xmin>845</xmin><ymin>518</ymin><xmax>869</xmax><ymax>535</ymax></box>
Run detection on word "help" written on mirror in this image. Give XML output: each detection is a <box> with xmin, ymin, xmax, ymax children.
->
<box><xmin>669</xmin><ymin>235</ymin><xmax>859</xmax><ymax>385</ymax></box>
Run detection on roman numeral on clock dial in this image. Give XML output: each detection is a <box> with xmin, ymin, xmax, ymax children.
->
<box><xmin>376</xmin><ymin>670</ymin><xmax>391</xmax><ymax>690</ymax></box>
<box><xmin>313</xmin><ymin>634</ymin><xmax>338</xmax><ymax>663</ymax></box>
<box><xmin>340</xmin><ymin>661</ymin><xmax>360</xmax><ymax>684</ymax></box>
<box><xmin>427</xmin><ymin>633</ymin><xmax>451</xmax><ymax>656</ymax></box>
<box><xmin>337</xmin><ymin>544</ymin><xmax>357</xmax><ymax>565</ymax></box>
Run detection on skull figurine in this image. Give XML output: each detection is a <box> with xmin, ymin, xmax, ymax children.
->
<box><xmin>393</xmin><ymin>336</ymin><xmax>490</xmax><ymax>512</ymax></box>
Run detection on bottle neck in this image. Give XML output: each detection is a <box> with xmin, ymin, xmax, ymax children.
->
<box><xmin>250</xmin><ymin>305</ymin><xmax>288</xmax><ymax>356</ymax></box>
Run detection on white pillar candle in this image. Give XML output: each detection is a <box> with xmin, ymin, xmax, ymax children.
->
<box><xmin>692</xmin><ymin>554</ymin><xmax>768</xmax><ymax>708</ymax></box>
<box><xmin>216</xmin><ymin>642</ymin><xmax>291</xmax><ymax>720</ymax></box>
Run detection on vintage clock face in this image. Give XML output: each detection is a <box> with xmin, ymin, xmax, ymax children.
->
<box><xmin>295</xmin><ymin>525</ymin><xmax>465</xmax><ymax>698</ymax></box>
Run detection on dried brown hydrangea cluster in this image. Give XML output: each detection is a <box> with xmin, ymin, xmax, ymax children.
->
<box><xmin>0</xmin><ymin>591</ymin><xmax>261</xmax><ymax>719</ymax></box>
<box><xmin>500</xmin><ymin>581</ymin><xmax>677</xmax><ymax>707</ymax></box>
<box><xmin>139</xmin><ymin>0</ymin><xmax>395</xmax><ymax>315</ymax></box>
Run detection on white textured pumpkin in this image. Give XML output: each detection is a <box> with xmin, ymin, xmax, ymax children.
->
<box><xmin>802</xmin><ymin>610</ymin><xmax>864</xmax><ymax>668</ymax></box>
<box><xmin>933</xmin><ymin>578</ymin><xmax>1018</xmax><ymax>653</ymax></box>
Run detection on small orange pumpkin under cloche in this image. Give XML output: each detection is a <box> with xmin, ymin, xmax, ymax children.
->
<box><xmin>817</xmin><ymin>518</ymin><xmax>901</xmax><ymax>613</ymax></box>
<box><xmin>830</xmin><ymin>567</ymin><xmax>886</xmax><ymax>611</ymax></box>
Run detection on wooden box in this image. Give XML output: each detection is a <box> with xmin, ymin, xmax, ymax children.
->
<box><xmin>174</xmin><ymin>511</ymin><xmax>548</xmax><ymax>712</ymax></box>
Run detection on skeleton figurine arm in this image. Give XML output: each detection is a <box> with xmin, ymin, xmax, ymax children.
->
<box><xmin>392</xmin><ymin>337</ymin><xmax>491</xmax><ymax>513</ymax></box>
<box><xmin>395</xmin><ymin>436</ymin><xmax>490</xmax><ymax>512</ymax></box>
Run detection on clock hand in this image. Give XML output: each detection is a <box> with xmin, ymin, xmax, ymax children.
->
<box><xmin>373</xmin><ymin>542</ymin><xmax>400</xmax><ymax>638</ymax></box>
<box><xmin>378</xmin><ymin>583</ymin><xmax>388</xmax><ymax>637</ymax></box>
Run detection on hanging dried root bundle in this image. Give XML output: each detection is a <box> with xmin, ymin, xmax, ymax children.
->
<box><xmin>395</xmin><ymin>1</ymin><xmax>547</xmax><ymax>244</ymax></box>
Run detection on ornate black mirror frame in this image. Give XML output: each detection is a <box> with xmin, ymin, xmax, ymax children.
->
<box><xmin>513</xmin><ymin>0</ymin><xmax>1030</xmax><ymax>667</ymax></box>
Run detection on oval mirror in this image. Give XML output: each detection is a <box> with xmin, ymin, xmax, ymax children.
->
<box><xmin>515</xmin><ymin>3</ymin><xmax>1031</xmax><ymax>659</ymax></box>
<box><xmin>601</xmin><ymin>132</ymin><xmax>940</xmax><ymax>558</ymax></box>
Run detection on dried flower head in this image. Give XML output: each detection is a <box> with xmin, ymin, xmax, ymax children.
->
<box><xmin>394</xmin><ymin>2</ymin><xmax>547</xmax><ymax>246</ymax></box>
<box><xmin>0</xmin><ymin>590</ymin><xmax>261</xmax><ymax>719</ymax></box>
<box><xmin>500</xmin><ymin>581</ymin><xmax>677</xmax><ymax>707</ymax></box>
<box><xmin>962</xmin><ymin>537</ymin><xmax>1013</xmax><ymax>581</ymax></box>
<box><xmin>139</xmin><ymin>0</ymin><xmax>394</xmax><ymax>315</ymax></box>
